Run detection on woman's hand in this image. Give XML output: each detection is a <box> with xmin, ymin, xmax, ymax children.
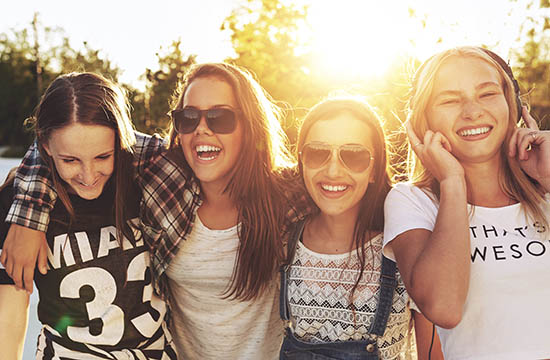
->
<box><xmin>0</xmin><ymin>224</ymin><xmax>48</xmax><ymax>293</ymax></box>
<box><xmin>406</xmin><ymin>121</ymin><xmax>465</xmax><ymax>183</ymax></box>
<box><xmin>509</xmin><ymin>106</ymin><xmax>550</xmax><ymax>192</ymax></box>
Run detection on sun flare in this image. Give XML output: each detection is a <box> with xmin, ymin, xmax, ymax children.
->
<box><xmin>300</xmin><ymin>0</ymin><xmax>520</xmax><ymax>82</ymax></box>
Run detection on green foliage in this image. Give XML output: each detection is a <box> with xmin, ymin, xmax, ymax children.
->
<box><xmin>222</xmin><ymin>0</ymin><xmax>325</xmax><ymax>141</ymax></box>
<box><xmin>134</xmin><ymin>40</ymin><xmax>196</xmax><ymax>134</ymax></box>
<box><xmin>0</xmin><ymin>15</ymin><xmax>125</xmax><ymax>153</ymax></box>
<box><xmin>222</xmin><ymin>0</ymin><xmax>413</xmax><ymax>146</ymax></box>
<box><xmin>512</xmin><ymin>0</ymin><xmax>550</xmax><ymax>127</ymax></box>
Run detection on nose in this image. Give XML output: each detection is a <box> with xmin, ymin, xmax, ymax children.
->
<box><xmin>462</xmin><ymin>98</ymin><xmax>483</xmax><ymax>120</ymax></box>
<box><xmin>80</xmin><ymin>162</ymin><xmax>96</xmax><ymax>185</ymax></box>
<box><xmin>325</xmin><ymin>149</ymin><xmax>345</xmax><ymax>177</ymax></box>
<box><xmin>195</xmin><ymin>114</ymin><xmax>213</xmax><ymax>135</ymax></box>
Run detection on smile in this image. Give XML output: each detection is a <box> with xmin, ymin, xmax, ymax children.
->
<box><xmin>77</xmin><ymin>178</ymin><xmax>99</xmax><ymax>187</ymax></box>
<box><xmin>196</xmin><ymin>144</ymin><xmax>222</xmax><ymax>161</ymax></box>
<box><xmin>457</xmin><ymin>126</ymin><xmax>491</xmax><ymax>137</ymax></box>
<box><xmin>321</xmin><ymin>184</ymin><xmax>348</xmax><ymax>192</ymax></box>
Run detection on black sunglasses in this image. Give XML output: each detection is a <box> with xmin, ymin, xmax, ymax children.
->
<box><xmin>170</xmin><ymin>107</ymin><xmax>239</xmax><ymax>134</ymax></box>
<box><xmin>301</xmin><ymin>142</ymin><xmax>374</xmax><ymax>173</ymax></box>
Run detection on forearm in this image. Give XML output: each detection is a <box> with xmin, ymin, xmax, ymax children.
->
<box><xmin>408</xmin><ymin>177</ymin><xmax>470</xmax><ymax>327</ymax></box>
<box><xmin>0</xmin><ymin>285</ymin><xmax>29</xmax><ymax>360</ymax></box>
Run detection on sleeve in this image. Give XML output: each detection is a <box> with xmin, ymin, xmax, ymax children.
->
<box><xmin>133</xmin><ymin>132</ymin><xmax>168</xmax><ymax>176</ymax></box>
<box><xmin>4</xmin><ymin>132</ymin><xmax>167</xmax><ymax>232</ymax></box>
<box><xmin>5</xmin><ymin>142</ymin><xmax>56</xmax><ymax>232</ymax></box>
<box><xmin>382</xmin><ymin>183</ymin><xmax>439</xmax><ymax>261</ymax></box>
<box><xmin>279</xmin><ymin>167</ymin><xmax>316</xmax><ymax>241</ymax></box>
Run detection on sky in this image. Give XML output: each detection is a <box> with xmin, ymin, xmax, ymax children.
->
<box><xmin>0</xmin><ymin>0</ymin><xmax>531</xmax><ymax>88</ymax></box>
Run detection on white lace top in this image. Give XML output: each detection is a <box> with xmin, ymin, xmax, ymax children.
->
<box><xmin>287</xmin><ymin>234</ymin><xmax>416</xmax><ymax>360</ymax></box>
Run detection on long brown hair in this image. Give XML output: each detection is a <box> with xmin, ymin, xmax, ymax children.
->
<box><xmin>28</xmin><ymin>72</ymin><xmax>136</xmax><ymax>242</ymax></box>
<box><xmin>407</xmin><ymin>46</ymin><xmax>548</xmax><ymax>230</ymax></box>
<box><xmin>296</xmin><ymin>96</ymin><xmax>392</xmax><ymax>300</ymax></box>
<box><xmin>169</xmin><ymin>63</ymin><xmax>296</xmax><ymax>300</ymax></box>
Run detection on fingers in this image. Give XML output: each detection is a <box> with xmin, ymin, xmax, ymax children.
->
<box><xmin>510</xmin><ymin>107</ymin><xmax>540</xmax><ymax>160</ymax></box>
<box><xmin>432</xmin><ymin>132</ymin><xmax>452</xmax><ymax>153</ymax></box>
<box><xmin>521</xmin><ymin>106</ymin><xmax>539</xmax><ymax>130</ymax></box>
<box><xmin>518</xmin><ymin>131</ymin><xmax>539</xmax><ymax>161</ymax></box>
<box><xmin>23</xmin><ymin>264</ymin><xmax>34</xmax><ymax>293</ymax></box>
<box><xmin>38</xmin><ymin>239</ymin><xmax>48</xmax><ymax>275</ymax></box>
<box><xmin>510</xmin><ymin>129</ymin><xmax>539</xmax><ymax>161</ymax></box>
<box><xmin>10</xmin><ymin>262</ymin><xmax>24</xmax><ymax>291</ymax></box>
<box><xmin>406</xmin><ymin>121</ymin><xmax>422</xmax><ymax>150</ymax></box>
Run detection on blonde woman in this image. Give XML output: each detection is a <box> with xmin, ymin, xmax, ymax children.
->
<box><xmin>383</xmin><ymin>46</ymin><xmax>550</xmax><ymax>359</ymax></box>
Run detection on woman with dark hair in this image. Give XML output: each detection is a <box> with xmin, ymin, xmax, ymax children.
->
<box><xmin>279</xmin><ymin>97</ymin><xmax>418</xmax><ymax>359</ymax></box>
<box><xmin>2</xmin><ymin>63</ymin><xmax>306</xmax><ymax>359</ymax></box>
<box><xmin>0</xmin><ymin>72</ymin><xmax>176</xmax><ymax>359</ymax></box>
<box><xmin>383</xmin><ymin>46</ymin><xmax>550</xmax><ymax>359</ymax></box>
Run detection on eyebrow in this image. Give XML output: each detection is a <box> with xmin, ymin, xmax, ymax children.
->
<box><xmin>58</xmin><ymin>149</ymin><xmax>115</xmax><ymax>159</ymax></box>
<box><xmin>433</xmin><ymin>81</ymin><xmax>502</xmax><ymax>98</ymax></box>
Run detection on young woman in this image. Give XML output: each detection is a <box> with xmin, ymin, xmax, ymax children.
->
<box><xmin>2</xmin><ymin>63</ymin><xmax>306</xmax><ymax>359</ymax></box>
<box><xmin>383</xmin><ymin>46</ymin><xmax>550</xmax><ymax>359</ymax></box>
<box><xmin>279</xmin><ymin>97</ymin><xmax>418</xmax><ymax>359</ymax></box>
<box><xmin>0</xmin><ymin>72</ymin><xmax>177</xmax><ymax>359</ymax></box>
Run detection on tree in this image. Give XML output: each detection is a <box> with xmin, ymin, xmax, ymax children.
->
<box><xmin>134</xmin><ymin>40</ymin><xmax>196</xmax><ymax>134</ymax></box>
<box><xmin>511</xmin><ymin>0</ymin><xmax>550</xmax><ymax>127</ymax></box>
<box><xmin>0</xmin><ymin>14</ymin><xmax>125</xmax><ymax>155</ymax></box>
<box><xmin>222</xmin><ymin>0</ymin><xmax>323</xmax><ymax>140</ymax></box>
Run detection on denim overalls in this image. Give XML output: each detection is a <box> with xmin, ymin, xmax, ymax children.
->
<box><xmin>279</xmin><ymin>220</ymin><xmax>397</xmax><ymax>360</ymax></box>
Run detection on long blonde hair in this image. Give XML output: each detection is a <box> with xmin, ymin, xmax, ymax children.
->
<box><xmin>407</xmin><ymin>46</ymin><xmax>547</xmax><ymax>231</ymax></box>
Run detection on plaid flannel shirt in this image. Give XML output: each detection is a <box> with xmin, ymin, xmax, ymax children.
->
<box><xmin>7</xmin><ymin>132</ymin><xmax>311</xmax><ymax>299</ymax></box>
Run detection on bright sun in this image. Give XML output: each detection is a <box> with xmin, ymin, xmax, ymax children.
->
<box><xmin>303</xmin><ymin>1</ymin><xmax>424</xmax><ymax>80</ymax></box>
<box><xmin>301</xmin><ymin>0</ymin><xmax>520</xmax><ymax>81</ymax></box>
<box><xmin>305</xmin><ymin>1</ymin><xmax>413</xmax><ymax>79</ymax></box>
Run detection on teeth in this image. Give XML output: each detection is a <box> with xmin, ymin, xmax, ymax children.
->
<box><xmin>321</xmin><ymin>184</ymin><xmax>348</xmax><ymax>192</ymax></box>
<box><xmin>458</xmin><ymin>127</ymin><xmax>491</xmax><ymax>137</ymax></box>
<box><xmin>196</xmin><ymin>145</ymin><xmax>221</xmax><ymax>153</ymax></box>
<box><xmin>78</xmin><ymin>180</ymin><xmax>95</xmax><ymax>187</ymax></box>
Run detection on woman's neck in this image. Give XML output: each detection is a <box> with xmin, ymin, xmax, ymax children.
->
<box><xmin>303</xmin><ymin>211</ymin><xmax>359</xmax><ymax>254</ymax></box>
<box><xmin>461</xmin><ymin>157</ymin><xmax>512</xmax><ymax>207</ymax></box>
<box><xmin>198</xmin><ymin>181</ymin><xmax>239</xmax><ymax>230</ymax></box>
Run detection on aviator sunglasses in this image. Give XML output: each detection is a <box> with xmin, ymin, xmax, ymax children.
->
<box><xmin>300</xmin><ymin>142</ymin><xmax>374</xmax><ymax>173</ymax></box>
<box><xmin>170</xmin><ymin>106</ymin><xmax>239</xmax><ymax>134</ymax></box>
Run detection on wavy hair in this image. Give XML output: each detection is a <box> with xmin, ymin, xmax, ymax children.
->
<box><xmin>169</xmin><ymin>63</ymin><xmax>296</xmax><ymax>300</ymax></box>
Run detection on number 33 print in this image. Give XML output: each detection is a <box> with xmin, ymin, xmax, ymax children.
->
<box><xmin>59</xmin><ymin>252</ymin><xmax>166</xmax><ymax>345</ymax></box>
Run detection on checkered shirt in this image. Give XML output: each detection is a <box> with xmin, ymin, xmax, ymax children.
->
<box><xmin>6</xmin><ymin>132</ymin><xmax>310</xmax><ymax>299</ymax></box>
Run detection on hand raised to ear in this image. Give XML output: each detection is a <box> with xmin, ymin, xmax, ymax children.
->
<box><xmin>508</xmin><ymin>106</ymin><xmax>550</xmax><ymax>192</ymax></box>
<box><xmin>406</xmin><ymin>121</ymin><xmax>465</xmax><ymax>184</ymax></box>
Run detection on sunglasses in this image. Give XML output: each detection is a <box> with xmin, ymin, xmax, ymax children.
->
<box><xmin>170</xmin><ymin>106</ymin><xmax>239</xmax><ymax>134</ymax></box>
<box><xmin>300</xmin><ymin>142</ymin><xmax>374</xmax><ymax>173</ymax></box>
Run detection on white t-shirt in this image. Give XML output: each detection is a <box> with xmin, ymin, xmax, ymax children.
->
<box><xmin>383</xmin><ymin>183</ymin><xmax>550</xmax><ymax>360</ymax></box>
<box><xmin>166</xmin><ymin>213</ymin><xmax>283</xmax><ymax>360</ymax></box>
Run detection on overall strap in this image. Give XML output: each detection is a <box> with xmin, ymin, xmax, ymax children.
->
<box><xmin>368</xmin><ymin>255</ymin><xmax>397</xmax><ymax>336</ymax></box>
<box><xmin>279</xmin><ymin>219</ymin><xmax>307</xmax><ymax>321</ymax></box>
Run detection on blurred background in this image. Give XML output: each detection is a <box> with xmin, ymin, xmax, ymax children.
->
<box><xmin>1</xmin><ymin>0</ymin><xmax>549</xmax><ymax>357</ymax></box>
<box><xmin>1</xmin><ymin>0</ymin><xmax>549</xmax><ymax>159</ymax></box>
